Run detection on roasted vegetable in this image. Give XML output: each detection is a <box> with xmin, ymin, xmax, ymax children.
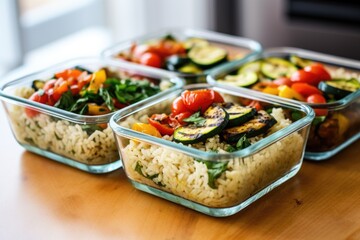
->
<box><xmin>222</xmin><ymin>110</ymin><xmax>277</xmax><ymax>143</ymax></box>
<box><xmin>173</xmin><ymin>104</ymin><xmax>229</xmax><ymax>144</ymax></box>
<box><xmin>261</xmin><ymin>57</ymin><xmax>298</xmax><ymax>79</ymax></box>
<box><xmin>221</xmin><ymin>103</ymin><xmax>257</xmax><ymax>127</ymax></box>
<box><xmin>188</xmin><ymin>45</ymin><xmax>227</xmax><ymax>69</ymax></box>
<box><xmin>318</xmin><ymin>78</ymin><xmax>360</xmax><ymax>99</ymax></box>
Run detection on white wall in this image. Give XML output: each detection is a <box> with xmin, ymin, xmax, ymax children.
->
<box><xmin>104</xmin><ymin>0</ymin><xmax>212</xmax><ymax>43</ymax></box>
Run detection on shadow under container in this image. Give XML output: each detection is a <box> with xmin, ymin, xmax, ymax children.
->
<box><xmin>207</xmin><ymin>47</ymin><xmax>360</xmax><ymax>161</ymax></box>
<box><xmin>110</xmin><ymin>84</ymin><xmax>314</xmax><ymax>216</ymax></box>
<box><xmin>0</xmin><ymin>58</ymin><xmax>183</xmax><ymax>173</ymax></box>
<box><xmin>102</xmin><ymin>28</ymin><xmax>261</xmax><ymax>84</ymax></box>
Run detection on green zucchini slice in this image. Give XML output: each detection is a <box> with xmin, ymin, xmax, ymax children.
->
<box><xmin>177</xmin><ymin>63</ymin><xmax>203</xmax><ymax>74</ymax></box>
<box><xmin>183</xmin><ymin>38</ymin><xmax>209</xmax><ymax>51</ymax></box>
<box><xmin>32</xmin><ymin>80</ymin><xmax>45</xmax><ymax>91</ymax></box>
<box><xmin>222</xmin><ymin>110</ymin><xmax>277</xmax><ymax>143</ymax></box>
<box><xmin>165</xmin><ymin>55</ymin><xmax>190</xmax><ymax>71</ymax></box>
<box><xmin>218</xmin><ymin>72</ymin><xmax>258</xmax><ymax>87</ymax></box>
<box><xmin>318</xmin><ymin>79</ymin><xmax>360</xmax><ymax>99</ymax></box>
<box><xmin>221</xmin><ymin>103</ymin><xmax>257</xmax><ymax>127</ymax></box>
<box><xmin>289</xmin><ymin>55</ymin><xmax>313</xmax><ymax>68</ymax></box>
<box><xmin>238</xmin><ymin>60</ymin><xmax>262</xmax><ymax>74</ymax></box>
<box><xmin>188</xmin><ymin>45</ymin><xmax>227</xmax><ymax>69</ymax></box>
<box><xmin>173</xmin><ymin>104</ymin><xmax>229</xmax><ymax>144</ymax></box>
<box><xmin>261</xmin><ymin>57</ymin><xmax>298</xmax><ymax>79</ymax></box>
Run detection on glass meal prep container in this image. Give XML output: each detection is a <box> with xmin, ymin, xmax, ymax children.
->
<box><xmin>101</xmin><ymin>28</ymin><xmax>261</xmax><ymax>84</ymax></box>
<box><xmin>207</xmin><ymin>47</ymin><xmax>360</xmax><ymax>160</ymax></box>
<box><xmin>110</xmin><ymin>84</ymin><xmax>314</xmax><ymax>217</ymax></box>
<box><xmin>0</xmin><ymin>58</ymin><xmax>183</xmax><ymax>173</ymax></box>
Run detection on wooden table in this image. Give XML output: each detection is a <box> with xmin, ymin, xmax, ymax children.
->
<box><xmin>0</xmin><ymin>105</ymin><xmax>359</xmax><ymax>240</ymax></box>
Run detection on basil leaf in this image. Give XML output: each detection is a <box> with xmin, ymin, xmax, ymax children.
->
<box><xmin>236</xmin><ymin>135</ymin><xmax>251</xmax><ymax>150</ymax></box>
<box><xmin>54</xmin><ymin>91</ymin><xmax>75</xmax><ymax>111</ymax></box>
<box><xmin>183</xmin><ymin>111</ymin><xmax>206</xmax><ymax>127</ymax></box>
<box><xmin>195</xmin><ymin>159</ymin><xmax>228</xmax><ymax>189</ymax></box>
<box><xmin>99</xmin><ymin>88</ymin><xmax>115</xmax><ymax>111</ymax></box>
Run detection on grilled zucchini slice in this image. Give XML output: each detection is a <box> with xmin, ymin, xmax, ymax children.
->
<box><xmin>289</xmin><ymin>55</ymin><xmax>313</xmax><ymax>68</ymax></box>
<box><xmin>318</xmin><ymin>78</ymin><xmax>360</xmax><ymax>99</ymax></box>
<box><xmin>31</xmin><ymin>80</ymin><xmax>45</xmax><ymax>91</ymax></box>
<box><xmin>173</xmin><ymin>104</ymin><xmax>229</xmax><ymax>144</ymax></box>
<box><xmin>222</xmin><ymin>110</ymin><xmax>277</xmax><ymax>143</ymax></box>
<box><xmin>238</xmin><ymin>60</ymin><xmax>262</xmax><ymax>74</ymax></box>
<box><xmin>261</xmin><ymin>57</ymin><xmax>298</xmax><ymax>79</ymax></box>
<box><xmin>218</xmin><ymin>72</ymin><xmax>258</xmax><ymax>87</ymax></box>
<box><xmin>183</xmin><ymin>38</ymin><xmax>209</xmax><ymax>51</ymax></box>
<box><xmin>221</xmin><ymin>103</ymin><xmax>257</xmax><ymax>127</ymax></box>
<box><xmin>188</xmin><ymin>45</ymin><xmax>227</xmax><ymax>69</ymax></box>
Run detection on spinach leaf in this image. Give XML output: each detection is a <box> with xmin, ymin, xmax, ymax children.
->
<box><xmin>135</xmin><ymin>162</ymin><xmax>165</xmax><ymax>187</ymax></box>
<box><xmin>99</xmin><ymin>88</ymin><xmax>115</xmax><ymax>111</ymax></box>
<box><xmin>183</xmin><ymin>111</ymin><xmax>206</xmax><ymax>127</ymax></box>
<box><xmin>195</xmin><ymin>159</ymin><xmax>228</xmax><ymax>189</ymax></box>
<box><xmin>54</xmin><ymin>91</ymin><xmax>75</xmax><ymax>111</ymax></box>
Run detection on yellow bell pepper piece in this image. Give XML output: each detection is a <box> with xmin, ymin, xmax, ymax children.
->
<box><xmin>262</xmin><ymin>86</ymin><xmax>279</xmax><ymax>95</ymax></box>
<box><xmin>132</xmin><ymin>123</ymin><xmax>161</xmax><ymax>138</ymax></box>
<box><xmin>87</xmin><ymin>103</ymin><xmax>111</xmax><ymax>115</ymax></box>
<box><xmin>87</xmin><ymin>69</ymin><xmax>106</xmax><ymax>94</ymax></box>
<box><xmin>278</xmin><ymin>85</ymin><xmax>305</xmax><ymax>101</ymax></box>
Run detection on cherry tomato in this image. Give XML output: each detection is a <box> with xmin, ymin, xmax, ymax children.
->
<box><xmin>155</xmin><ymin>40</ymin><xmax>185</xmax><ymax>58</ymax></box>
<box><xmin>70</xmin><ymin>85</ymin><xmax>80</xmax><ymax>95</ymax></box>
<box><xmin>213</xmin><ymin>90</ymin><xmax>225</xmax><ymax>103</ymax></box>
<box><xmin>171</xmin><ymin>96</ymin><xmax>190</xmax><ymax>115</ymax></box>
<box><xmin>304</xmin><ymin>64</ymin><xmax>331</xmax><ymax>84</ymax></box>
<box><xmin>247</xmin><ymin>100</ymin><xmax>262</xmax><ymax>111</ymax></box>
<box><xmin>52</xmin><ymin>80</ymin><xmax>69</xmax><ymax>102</ymax></box>
<box><xmin>55</xmin><ymin>69</ymin><xmax>82</xmax><ymax>80</ymax></box>
<box><xmin>170</xmin><ymin>112</ymin><xmax>192</xmax><ymax>125</ymax></box>
<box><xmin>306</xmin><ymin>94</ymin><xmax>328</xmax><ymax>116</ymax></box>
<box><xmin>291</xmin><ymin>83</ymin><xmax>322</xmax><ymax>98</ymax></box>
<box><xmin>25</xmin><ymin>91</ymin><xmax>48</xmax><ymax>117</ymax></box>
<box><xmin>273</xmin><ymin>77</ymin><xmax>293</xmax><ymax>87</ymax></box>
<box><xmin>113</xmin><ymin>98</ymin><xmax>128</xmax><ymax>109</ymax></box>
<box><xmin>290</xmin><ymin>69</ymin><xmax>319</xmax><ymax>86</ymax></box>
<box><xmin>148</xmin><ymin>114</ymin><xmax>175</xmax><ymax>136</ymax></box>
<box><xmin>132</xmin><ymin>44</ymin><xmax>154</xmax><ymax>62</ymax></box>
<box><xmin>181</xmin><ymin>89</ymin><xmax>223</xmax><ymax>113</ymax></box>
<box><xmin>43</xmin><ymin>79</ymin><xmax>56</xmax><ymax>92</ymax></box>
<box><xmin>78</xmin><ymin>74</ymin><xmax>92</xmax><ymax>90</ymax></box>
<box><xmin>139</xmin><ymin>52</ymin><xmax>162</xmax><ymax>68</ymax></box>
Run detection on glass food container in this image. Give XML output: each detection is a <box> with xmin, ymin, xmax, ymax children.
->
<box><xmin>0</xmin><ymin>58</ymin><xmax>183</xmax><ymax>173</ymax></box>
<box><xmin>102</xmin><ymin>28</ymin><xmax>261</xmax><ymax>84</ymax></box>
<box><xmin>110</xmin><ymin>84</ymin><xmax>314</xmax><ymax>216</ymax></box>
<box><xmin>207</xmin><ymin>47</ymin><xmax>360</xmax><ymax>160</ymax></box>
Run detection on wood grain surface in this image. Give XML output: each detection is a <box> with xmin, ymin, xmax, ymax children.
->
<box><xmin>0</xmin><ymin>106</ymin><xmax>359</xmax><ymax>240</ymax></box>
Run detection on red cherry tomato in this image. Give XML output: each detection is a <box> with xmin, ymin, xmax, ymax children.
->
<box><xmin>43</xmin><ymin>79</ymin><xmax>56</xmax><ymax>92</ymax></box>
<box><xmin>55</xmin><ymin>69</ymin><xmax>83</xmax><ymax>80</ymax></box>
<box><xmin>291</xmin><ymin>83</ymin><xmax>322</xmax><ymax>98</ymax></box>
<box><xmin>132</xmin><ymin>44</ymin><xmax>154</xmax><ymax>62</ymax></box>
<box><xmin>154</xmin><ymin>40</ymin><xmax>186</xmax><ymax>58</ymax></box>
<box><xmin>25</xmin><ymin>91</ymin><xmax>48</xmax><ymax>117</ymax></box>
<box><xmin>148</xmin><ymin>114</ymin><xmax>176</xmax><ymax>136</ymax></box>
<box><xmin>52</xmin><ymin>80</ymin><xmax>69</xmax><ymax>102</ymax></box>
<box><xmin>304</xmin><ymin>64</ymin><xmax>331</xmax><ymax>84</ymax></box>
<box><xmin>181</xmin><ymin>89</ymin><xmax>224</xmax><ymax>113</ymax></box>
<box><xmin>290</xmin><ymin>69</ymin><xmax>319</xmax><ymax>86</ymax></box>
<box><xmin>273</xmin><ymin>77</ymin><xmax>293</xmax><ymax>87</ymax></box>
<box><xmin>172</xmin><ymin>96</ymin><xmax>190</xmax><ymax>115</ymax></box>
<box><xmin>139</xmin><ymin>52</ymin><xmax>162</xmax><ymax>68</ymax></box>
<box><xmin>247</xmin><ymin>100</ymin><xmax>263</xmax><ymax>111</ymax></box>
<box><xmin>170</xmin><ymin>112</ymin><xmax>192</xmax><ymax>125</ymax></box>
<box><xmin>70</xmin><ymin>85</ymin><xmax>80</xmax><ymax>95</ymax></box>
<box><xmin>213</xmin><ymin>90</ymin><xmax>225</xmax><ymax>103</ymax></box>
<box><xmin>306</xmin><ymin>94</ymin><xmax>328</xmax><ymax>116</ymax></box>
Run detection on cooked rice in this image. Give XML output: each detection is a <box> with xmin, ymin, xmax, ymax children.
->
<box><xmin>120</xmin><ymin>108</ymin><xmax>305</xmax><ymax>208</ymax></box>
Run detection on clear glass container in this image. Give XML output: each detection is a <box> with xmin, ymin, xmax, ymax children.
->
<box><xmin>102</xmin><ymin>28</ymin><xmax>261</xmax><ymax>84</ymax></box>
<box><xmin>207</xmin><ymin>47</ymin><xmax>360</xmax><ymax>160</ymax></box>
<box><xmin>0</xmin><ymin>58</ymin><xmax>183</xmax><ymax>173</ymax></box>
<box><xmin>110</xmin><ymin>84</ymin><xmax>314</xmax><ymax>216</ymax></box>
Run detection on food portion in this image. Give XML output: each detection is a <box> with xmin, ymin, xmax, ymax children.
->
<box><xmin>115</xmin><ymin>34</ymin><xmax>245</xmax><ymax>76</ymax></box>
<box><xmin>8</xmin><ymin>67</ymin><xmax>165</xmax><ymax>165</ymax></box>
<box><xmin>117</xmin><ymin>89</ymin><xmax>306</xmax><ymax>207</ymax></box>
<box><xmin>216</xmin><ymin>55</ymin><xmax>360</xmax><ymax>152</ymax></box>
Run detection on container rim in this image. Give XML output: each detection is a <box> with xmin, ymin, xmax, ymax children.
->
<box><xmin>110</xmin><ymin>83</ymin><xmax>315</xmax><ymax>161</ymax></box>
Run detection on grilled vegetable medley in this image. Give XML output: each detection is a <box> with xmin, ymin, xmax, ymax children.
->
<box><xmin>131</xmin><ymin>89</ymin><xmax>278</xmax><ymax>150</ymax></box>
<box><xmin>116</xmin><ymin>35</ymin><xmax>230</xmax><ymax>75</ymax></box>
<box><xmin>217</xmin><ymin>55</ymin><xmax>360</xmax><ymax>152</ymax></box>
<box><xmin>26</xmin><ymin>67</ymin><xmax>161</xmax><ymax>119</ymax></box>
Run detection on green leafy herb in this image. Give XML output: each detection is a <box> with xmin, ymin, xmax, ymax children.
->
<box><xmin>291</xmin><ymin>110</ymin><xmax>303</xmax><ymax>122</ymax></box>
<box><xmin>163</xmin><ymin>34</ymin><xmax>176</xmax><ymax>41</ymax></box>
<box><xmin>312</xmin><ymin>116</ymin><xmax>326</xmax><ymax>126</ymax></box>
<box><xmin>135</xmin><ymin>162</ymin><xmax>165</xmax><ymax>187</ymax></box>
<box><xmin>99</xmin><ymin>88</ymin><xmax>115</xmax><ymax>111</ymax></box>
<box><xmin>54</xmin><ymin>91</ymin><xmax>75</xmax><ymax>111</ymax></box>
<box><xmin>183</xmin><ymin>111</ymin><xmax>206</xmax><ymax>127</ymax></box>
<box><xmin>81</xmin><ymin>124</ymin><xmax>103</xmax><ymax>135</ymax></box>
<box><xmin>195</xmin><ymin>159</ymin><xmax>228</xmax><ymax>189</ymax></box>
<box><xmin>236</xmin><ymin>135</ymin><xmax>251</xmax><ymax>149</ymax></box>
